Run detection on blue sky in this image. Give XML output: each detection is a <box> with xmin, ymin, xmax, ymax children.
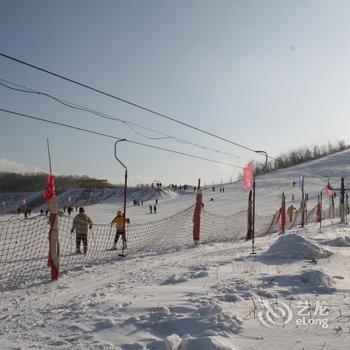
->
<box><xmin>1</xmin><ymin>0</ymin><xmax>350</xmax><ymax>185</ymax></box>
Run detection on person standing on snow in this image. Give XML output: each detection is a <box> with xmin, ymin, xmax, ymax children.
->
<box><xmin>149</xmin><ymin>204</ymin><xmax>153</xmax><ymax>214</ymax></box>
<box><xmin>110</xmin><ymin>210</ymin><xmax>129</xmax><ymax>250</ymax></box>
<box><xmin>71</xmin><ymin>207</ymin><xmax>93</xmax><ymax>254</ymax></box>
<box><xmin>287</xmin><ymin>204</ymin><xmax>296</xmax><ymax>222</ymax></box>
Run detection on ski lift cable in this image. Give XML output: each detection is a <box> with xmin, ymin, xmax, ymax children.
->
<box><xmin>0</xmin><ymin>107</ymin><xmax>243</xmax><ymax>169</ymax></box>
<box><xmin>0</xmin><ymin>78</ymin><xmax>245</xmax><ymax>160</ymax></box>
<box><xmin>0</xmin><ymin>52</ymin><xmax>273</xmax><ymax>159</ymax></box>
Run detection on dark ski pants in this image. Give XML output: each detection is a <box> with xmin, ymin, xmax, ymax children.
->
<box><xmin>114</xmin><ymin>229</ymin><xmax>125</xmax><ymax>243</ymax></box>
<box><xmin>76</xmin><ymin>233</ymin><xmax>88</xmax><ymax>253</ymax></box>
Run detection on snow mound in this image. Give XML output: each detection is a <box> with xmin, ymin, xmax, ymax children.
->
<box><xmin>179</xmin><ymin>335</ymin><xmax>240</xmax><ymax>350</ymax></box>
<box><xmin>322</xmin><ymin>236</ymin><xmax>350</xmax><ymax>247</ymax></box>
<box><xmin>103</xmin><ymin>318</ymin><xmax>115</xmax><ymax>327</ymax></box>
<box><xmin>166</xmin><ymin>334</ymin><xmax>182</xmax><ymax>350</ymax></box>
<box><xmin>163</xmin><ymin>275</ymin><xmax>189</xmax><ymax>284</ymax></box>
<box><xmin>263</xmin><ymin>233</ymin><xmax>333</xmax><ymax>259</ymax></box>
<box><xmin>298</xmin><ymin>267</ymin><xmax>335</xmax><ymax>289</ymax></box>
<box><xmin>190</xmin><ymin>270</ymin><xmax>209</xmax><ymax>278</ymax></box>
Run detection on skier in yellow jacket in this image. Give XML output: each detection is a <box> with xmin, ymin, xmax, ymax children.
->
<box><xmin>111</xmin><ymin>210</ymin><xmax>130</xmax><ymax>250</ymax></box>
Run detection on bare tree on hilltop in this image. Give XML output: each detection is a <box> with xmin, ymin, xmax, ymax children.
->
<box><xmin>253</xmin><ymin>140</ymin><xmax>348</xmax><ymax>176</ymax></box>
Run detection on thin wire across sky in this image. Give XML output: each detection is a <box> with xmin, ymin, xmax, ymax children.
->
<box><xmin>0</xmin><ymin>108</ymin><xmax>244</xmax><ymax>169</ymax></box>
<box><xmin>0</xmin><ymin>51</ymin><xmax>273</xmax><ymax>160</ymax></box>
<box><xmin>0</xmin><ymin>77</ymin><xmax>245</xmax><ymax>160</ymax></box>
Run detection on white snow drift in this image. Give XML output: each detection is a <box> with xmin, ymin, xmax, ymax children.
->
<box><xmin>263</xmin><ymin>233</ymin><xmax>333</xmax><ymax>260</ymax></box>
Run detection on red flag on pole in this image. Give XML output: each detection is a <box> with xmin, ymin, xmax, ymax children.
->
<box><xmin>326</xmin><ymin>183</ymin><xmax>334</xmax><ymax>197</ymax></box>
<box><xmin>44</xmin><ymin>174</ymin><xmax>56</xmax><ymax>203</ymax></box>
<box><xmin>192</xmin><ymin>189</ymin><xmax>203</xmax><ymax>244</ymax></box>
<box><xmin>242</xmin><ymin>161</ymin><xmax>254</xmax><ymax>190</ymax></box>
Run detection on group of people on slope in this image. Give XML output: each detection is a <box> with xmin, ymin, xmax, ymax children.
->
<box><xmin>70</xmin><ymin>207</ymin><xmax>129</xmax><ymax>254</ymax></box>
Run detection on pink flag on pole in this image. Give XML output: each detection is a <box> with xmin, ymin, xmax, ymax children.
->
<box><xmin>2</xmin><ymin>201</ymin><xmax>6</xmax><ymax>208</ymax></box>
<box><xmin>326</xmin><ymin>183</ymin><xmax>334</xmax><ymax>197</ymax></box>
<box><xmin>242</xmin><ymin>161</ymin><xmax>254</xmax><ymax>190</ymax></box>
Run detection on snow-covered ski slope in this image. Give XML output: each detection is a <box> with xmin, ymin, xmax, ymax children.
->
<box><xmin>2</xmin><ymin>147</ymin><xmax>350</xmax><ymax>223</ymax></box>
<box><xmin>88</xmin><ymin>147</ymin><xmax>350</xmax><ymax>224</ymax></box>
<box><xmin>1</xmin><ymin>148</ymin><xmax>350</xmax><ymax>349</ymax></box>
<box><xmin>0</xmin><ymin>186</ymin><xmax>180</xmax><ymax>217</ymax></box>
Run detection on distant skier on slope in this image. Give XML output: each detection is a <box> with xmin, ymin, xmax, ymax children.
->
<box><xmin>71</xmin><ymin>207</ymin><xmax>93</xmax><ymax>254</ymax></box>
<box><xmin>110</xmin><ymin>210</ymin><xmax>129</xmax><ymax>250</ymax></box>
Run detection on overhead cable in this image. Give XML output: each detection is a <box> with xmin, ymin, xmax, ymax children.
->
<box><xmin>0</xmin><ymin>52</ymin><xmax>273</xmax><ymax>159</ymax></box>
<box><xmin>0</xmin><ymin>107</ymin><xmax>243</xmax><ymax>169</ymax></box>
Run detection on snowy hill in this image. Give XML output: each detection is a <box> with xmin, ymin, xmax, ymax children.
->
<box><xmin>0</xmin><ymin>186</ymin><xmax>180</xmax><ymax>214</ymax></box>
<box><xmin>86</xmin><ymin>147</ymin><xmax>350</xmax><ymax>224</ymax></box>
<box><xmin>2</xmin><ymin>147</ymin><xmax>349</xmax><ymax>221</ymax></box>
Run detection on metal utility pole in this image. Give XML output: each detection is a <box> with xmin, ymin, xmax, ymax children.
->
<box><xmin>114</xmin><ymin>139</ymin><xmax>128</xmax><ymax>238</ymax></box>
<box><xmin>255</xmin><ymin>150</ymin><xmax>268</xmax><ymax>170</ymax></box>
<box><xmin>46</xmin><ymin>137</ymin><xmax>52</xmax><ymax>174</ymax></box>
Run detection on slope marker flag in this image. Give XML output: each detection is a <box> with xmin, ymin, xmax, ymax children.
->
<box><xmin>326</xmin><ymin>182</ymin><xmax>334</xmax><ymax>197</ymax></box>
<box><xmin>242</xmin><ymin>161</ymin><xmax>254</xmax><ymax>190</ymax></box>
<box><xmin>44</xmin><ymin>174</ymin><xmax>56</xmax><ymax>203</ymax></box>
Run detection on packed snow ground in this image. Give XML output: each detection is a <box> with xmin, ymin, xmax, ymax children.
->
<box><xmin>2</xmin><ymin>149</ymin><xmax>350</xmax><ymax>349</ymax></box>
<box><xmin>1</xmin><ymin>221</ymin><xmax>350</xmax><ymax>349</ymax></box>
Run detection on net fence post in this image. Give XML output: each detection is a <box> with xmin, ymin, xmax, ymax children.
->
<box><xmin>280</xmin><ymin>192</ymin><xmax>286</xmax><ymax>234</ymax></box>
<box><xmin>246</xmin><ymin>190</ymin><xmax>253</xmax><ymax>240</ymax></box>
<box><xmin>192</xmin><ymin>178</ymin><xmax>202</xmax><ymax>245</ymax></box>
<box><xmin>48</xmin><ymin>196</ymin><xmax>60</xmax><ymax>280</ymax></box>
<box><xmin>250</xmin><ymin>177</ymin><xmax>257</xmax><ymax>255</ymax></box>
<box><xmin>340</xmin><ymin>177</ymin><xmax>345</xmax><ymax>224</ymax></box>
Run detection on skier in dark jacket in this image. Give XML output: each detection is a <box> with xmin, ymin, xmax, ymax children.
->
<box><xmin>71</xmin><ymin>207</ymin><xmax>93</xmax><ymax>254</ymax></box>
